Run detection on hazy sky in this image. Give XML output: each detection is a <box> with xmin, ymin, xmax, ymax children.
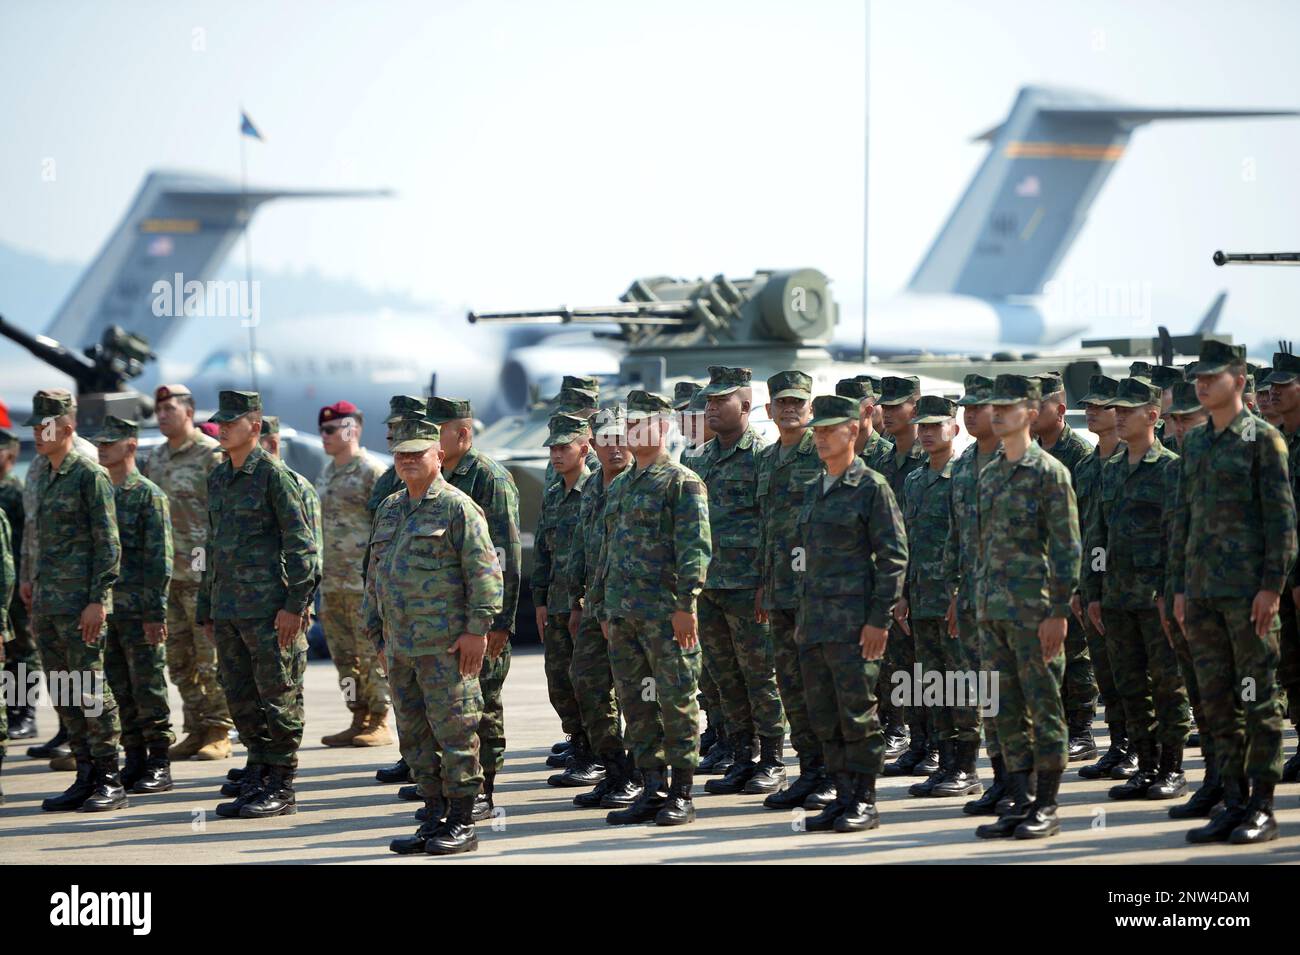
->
<box><xmin>5</xmin><ymin>0</ymin><xmax>1299</xmax><ymax>349</ymax></box>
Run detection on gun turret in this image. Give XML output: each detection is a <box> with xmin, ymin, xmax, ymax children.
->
<box><xmin>0</xmin><ymin>316</ymin><xmax>154</xmax><ymax>395</ymax></box>
<box><xmin>1213</xmin><ymin>250</ymin><xmax>1300</xmax><ymax>266</ymax></box>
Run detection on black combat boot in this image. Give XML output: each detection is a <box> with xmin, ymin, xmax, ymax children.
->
<box><xmin>805</xmin><ymin>773</ymin><xmax>854</xmax><ymax>832</ymax></box>
<box><xmin>975</xmin><ymin>770</ymin><xmax>1034</xmax><ymax>838</ymax></box>
<box><xmin>80</xmin><ymin>756</ymin><xmax>129</xmax><ymax>812</ymax></box>
<box><xmin>1186</xmin><ymin>775</ymin><xmax>1248</xmax><ymax>843</ymax></box>
<box><xmin>705</xmin><ymin>734</ymin><xmax>757</xmax><ymax>794</ymax></box>
<box><xmin>743</xmin><ymin>736</ymin><xmax>787</xmax><ymax>795</ymax></box>
<box><xmin>227</xmin><ymin>765</ymin><xmax>246</xmax><ymax>783</ymax></box>
<box><xmin>908</xmin><ymin>739</ymin><xmax>952</xmax><ymax>797</ymax></box>
<box><xmin>1228</xmin><ymin>779</ymin><xmax>1279</xmax><ymax>844</ymax></box>
<box><xmin>656</xmin><ymin>767</ymin><xmax>696</xmax><ymax>826</ymax></box>
<box><xmin>883</xmin><ymin>728</ymin><xmax>927</xmax><ymax>777</ymax></box>
<box><xmin>803</xmin><ymin>764</ymin><xmax>838</xmax><ymax>810</ymax></box>
<box><xmin>882</xmin><ymin>719</ymin><xmax>909</xmax><ymax>759</ymax></box>
<box><xmin>964</xmin><ymin>753</ymin><xmax>1005</xmax><ymax>814</ymax></box>
<box><xmin>120</xmin><ymin>746</ymin><xmax>147</xmax><ymax>791</ymax></box>
<box><xmin>133</xmin><ymin>741</ymin><xmax>173</xmax><ymax>794</ymax></box>
<box><xmin>545</xmin><ymin>742</ymin><xmax>572</xmax><ymax>769</ymax></box>
<box><xmin>1014</xmin><ymin>771</ymin><xmax>1062</xmax><ymax>839</ymax></box>
<box><xmin>932</xmin><ymin>739</ymin><xmax>983</xmax><ymax>798</ymax></box>
<box><xmin>548</xmin><ymin>735</ymin><xmax>606</xmax><ymax>787</ymax></box>
<box><xmin>607</xmin><ymin>768</ymin><xmax>667</xmax><ymax>825</ymax></box>
<box><xmin>764</xmin><ymin>753</ymin><xmax>825</xmax><ymax>809</ymax></box>
<box><xmin>697</xmin><ymin>734</ymin><xmax>734</xmax><ymax>775</ymax></box>
<box><xmin>1078</xmin><ymin>721</ymin><xmax>1135</xmax><ymax>779</ymax></box>
<box><xmin>239</xmin><ymin>765</ymin><xmax>296</xmax><ymax>818</ymax></box>
<box><xmin>698</xmin><ymin>717</ymin><xmax>718</xmax><ymax>756</ymax></box>
<box><xmin>600</xmin><ymin>756</ymin><xmax>644</xmax><ymax>809</ymax></box>
<box><xmin>1281</xmin><ymin>748</ymin><xmax>1300</xmax><ymax>783</ymax></box>
<box><xmin>7</xmin><ymin>703</ymin><xmax>37</xmax><ymax>741</ymax></box>
<box><xmin>375</xmin><ymin>757</ymin><xmax>413</xmax><ymax>784</ymax></box>
<box><xmin>911</xmin><ymin>728</ymin><xmax>940</xmax><ymax>777</ymax></box>
<box><xmin>427</xmin><ymin>796</ymin><xmax>479</xmax><ymax>855</ymax></box>
<box><xmin>216</xmin><ymin>763</ymin><xmax>267</xmax><ymax>817</ymax></box>
<box><xmin>397</xmin><ymin>783</ymin><xmax>423</xmax><ymax>801</ymax></box>
<box><xmin>575</xmin><ymin>751</ymin><xmax>636</xmax><ymax>809</ymax></box>
<box><xmin>1146</xmin><ymin>743</ymin><xmax>1187</xmax><ymax>800</ymax></box>
<box><xmin>391</xmin><ymin>799</ymin><xmax>445</xmax><ymax>854</ymax></box>
<box><xmin>28</xmin><ymin>723</ymin><xmax>70</xmax><ymax>759</ymax></box>
<box><xmin>40</xmin><ymin>756</ymin><xmax>95</xmax><ymax>812</ymax></box>
<box><xmin>472</xmin><ymin>773</ymin><xmax>495</xmax><ymax>821</ymax></box>
<box><xmin>1067</xmin><ymin>710</ymin><xmax>1098</xmax><ymax>762</ymax></box>
<box><xmin>834</xmin><ymin>773</ymin><xmax>880</xmax><ymax>832</ymax></box>
<box><xmin>551</xmin><ymin>736</ymin><xmax>573</xmax><ymax>755</ymax></box>
<box><xmin>1109</xmin><ymin>739</ymin><xmax>1159</xmax><ymax>800</ymax></box>
<box><xmin>996</xmin><ymin>767</ymin><xmax>1036</xmax><ymax>814</ymax></box>
<box><xmin>1169</xmin><ymin>744</ymin><xmax>1222</xmax><ymax>819</ymax></box>
<box><xmin>222</xmin><ymin>760</ymin><xmax>254</xmax><ymax>796</ymax></box>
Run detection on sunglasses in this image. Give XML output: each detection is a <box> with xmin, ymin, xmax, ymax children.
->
<box><xmin>319</xmin><ymin>422</ymin><xmax>353</xmax><ymax>436</ymax></box>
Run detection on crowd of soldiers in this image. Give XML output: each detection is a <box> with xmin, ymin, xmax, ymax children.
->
<box><xmin>1</xmin><ymin>335</ymin><xmax>1297</xmax><ymax>857</ymax></box>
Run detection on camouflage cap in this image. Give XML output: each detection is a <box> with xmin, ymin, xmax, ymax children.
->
<box><xmin>1127</xmin><ymin>361</ymin><xmax>1154</xmax><ymax>382</ymax></box>
<box><xmin>1078</xmin><ymin>374</ymin><xmax>1119</xmax><ymax>406</ymax></box>
<box><xmin>768</xmin><ymin>370</ymin><xmax>813</xmax><ymax>401</ymax></box>
<box><xmin>1032</xmin><ymin>371</ymin><xmax>1065</xmax><ymax>396</ymax></box>
<box><xmin>912</xmin><ymin>395</ymin><xmax>957</xmax><ymax>424</ymax></box>
<box><xmin>561</xmin><ymin>375</ymin><xmax>600</xmax><ymax>397</ymax></box>
<box><xmin>1151</xmin><ymin>365</ymin><xmax>1183</xmax><ymax>390</ymax></box>
<box><xmin>836</xmin><ymin>378</ymin><xmax>874</xmax><ymax>401</ymax></box>
<box><xmin>390</xmin><ymin>416</ymin><xmax>441</xmax><ymax>453</ymax></box>
<box><xmin>543</xmin><ymin>412</ymin><xmax>591</xmax><ymax>447</ymax></box>
<box><xmin>987</xmin><ymin>374</ymin><xmax>1042</xmax><ymax>405</ymax></box>
<box><xmin>592</xmin><ymin>405</ymin><xmax>627</xmax><ymax>438</ymax></box>
<box><xmin>0</xmin><ymin>426</ymin><xmax>18</xmax><ymax>447</ymax></box>
<box><xmin>1264</xmin><ymin>352</ymin><xmax>1300</xmax><ymax>386</ymax></box>
<box><xmin>23</xmin><ymin>388</ymin><xmax>75</xmax><ymax>426</ymax></box>
<box><xmin>673</xmin><ymin>381</ymin><xmax>702</xmax><ymax>412</ymax></box>
<box><xmin>426</xmin><ymin>396</ymin><xmax>473</xmax><ymax>424</ymax></box>
<box><xmin>1181</xmin><ymin>361</ymin><xmax>1200</xmax><ymax>380</ymax></box>
<box><xmin>385</xmin><ymin>394</ymin><xmax>427</xmax><ymax>424</ymax></box>
<box><xmin>877</xmin><ymin>375</ymin><xmax>920</xmax><ymax>406</ymax></box>
<box><xmin>91</xmin><ymin>415</ymin><xmax>139</xmax><ymax>444</ymax></box>
<box><xmin>700</xmin><ymin>365</ymin><xmax>752</xmax><ymax>398</ymax></box>
<box><xmin>154</xmin><ymin>383</ymin><xmax>192</xmax><ymax>403</ymax></box>
<box><xmin>1107</xmin><ymin>378</ymin><xmax>1161</xmax><ymax>408</ymax></box>
<box><xmin>957</xmin><ymin>373</ymin><xmax>994</xmax><ymax>406</ymax></box>
<box><xmin>1255</xmin><ymin>369</ymin><xmax>1272</xmax><ymax>393</ymax></box>
<box><xmin>1246</xmin><ymin>362</ymin><xmax>1265</xmax><ymax>381</ymax></box>
<box><xmin>625</xmin><ymin>390</ymin><xmax>674</xmax><ymax>420</ymax></box>
<box><xmin>1168</xmin><ymin>381</ymin><xmax>1203</xmax><ymax>415</ymax></box>
<box><xmin>857</xmin><ymin>374</ymin><xmax>882</xmax><ymax>392</ymax></box>
<box><xmin>1194</xmin><ymin>339</ymin><xmax>1247</xmax><ymax>376</ymax></box>
<box><xmin>808</xmin><ymin>394</ymin><xmax>858</xmax><ymax>427</ymax></box>
<box><xmin>260</xmin><ymin>415</ymin><xmax>280</xmax><ymax>436</ymax></box>
<box><xmin>208</xmin><ymin>390</ymin><xmax>261</xmax><ymax>424</ymax></box>
<box><xmin>686</xmin><ymin>389</ymin><xmax>709</xmax><ymax>414</ymax></box>
<box><xmin>555</xmin><ymin>387</ymin><xmax>597</xmax><ymax>414</ymax></box>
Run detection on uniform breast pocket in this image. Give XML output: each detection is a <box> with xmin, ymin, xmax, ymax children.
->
<box><xmin>755</xmin><ymin>472</ymin><xmax>771</xmax><ymax>502</ymax></box>
<box><xmin>408</xmin><ymin>527</ymin><xmax>455</xmax><ymax>572</ymax></box>
<box><xmin>714</xmin><ymin>478</ymin><xmax>755</xmax><ymax>513</ymax></box>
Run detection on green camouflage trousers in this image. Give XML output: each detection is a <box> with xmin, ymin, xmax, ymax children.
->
<box><xmin>167</xmin><ymin>581</ymin><xmax>232</xmax><ymax>732</ymax></box>
<box><xmin>542</xmin><ymin>613</ymin><xmax>584</xmax><ymax>738</ymax></box>
<box><xmin>607</xmin><ymin>615</ymin><xmax>701</xmax><ymax>770</ymax></box>
<box><xmin>478</xmin><ymin>640</ymin><xmax>511</xmax><ymax>775</ymax></box>
<box><xmin>985</xmin><ymin>619</ymin><xmax>1067</xmax><ymax>774</ymax></box>
<box><xmin>769</xmin><ymin>608</ymin><xmax>818</xmax><ymax>759</ymax></box>
<box><xmin>1083</xmin><ymin>614</ymin><xmax>1121</xmax><ymax>724</ymax></box>
<box><xmin>964</xmin><ymin>610</ymin><xmax>1000</xmax><ymax>759</ymax></box>
<box><xmin>799</xmin><ymin>640</ymin><xmax>884</xmax><ymax>775</ymax></box>
<box><xmin>104</xmin><ymin>615</ymin><xmax>174</xmax><ymax>749</ymax></box>
<box><xmin>320</xmin><ymin>590</ymin><xmax>390</xmax><ymax>714</ymax></box>
<box><xmin>697</xmin><ymin>664</ymin><xmax>725</xmax><ymax>736</ymax></box>
<box><xmin>1169</xmin><ymin>625</ymin><xmax>1213</xmax><ymax>770</ymax></box>
<box><xmin>1101</xmin><ymin>607</ymin><xmax>1190</xmax><ymax>751</ymax></box>
<box><xmin>6</xmin><ymin>595</ymin><xmax>36</xmax><ymax>670</ymax></box>
<box><xmin>878</xmin><ymin>619</ymin><xmax>909</xmax><ymax>731</ymax></box>
<box><xmin>1279</xmin><ymin>588</ymin><xmax>1299</xmax><ymax>725</ymax></box>
<box><xmin>1060</xmin><ymin>615</ymin><xmax>1098</xmax><ymax>718</ymax></box>
<box><xmin>570</xmin><ymin>615</ymin><xmax>622</xmax><ymax>759</ymax></box>
<box><xmin>697</xmin><ymin>588</ymin><xmax>786</xmax><ymax>740</ymax></box>
<box><xmin>389</xmin><ymin>648</ymin><xmax>484</xmax><ymax>799</ymax></box>
<box><xmin>913</xmin><ymin>617</ymin><xmax>981</xmax><ymax>745</ymax></box>
<box><xmin>35</xmin><ymin>614</ymin><xmax>120</xmax><ymax>759</ymax></box>
<box><xmin>0</xmin><ymin>636</ymin><xmax>7</xmax><ymax>754</ymax></box>
<box><xmin>1184</xmin><ymin>597</ymin><xmax>1285</xmax><ymax>783</ymax></box>
<box><xmin>214</xmin><ymin>617</ymin><xmax>306</xmax><ymax>768</ymax></box>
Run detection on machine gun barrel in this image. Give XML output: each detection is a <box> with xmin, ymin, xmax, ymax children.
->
<box><xmin>0</xmin><ymin>313</ymin><xmax>97</xmax><ymax>389</ymax></box>
<box><xmin>1213</xmin><ymin>250</ymin><xmax>1300</xmax><ymax>266</ymax></box>
<box><xmin>468</xmin><ymin>302</ymin><xmax>696</xmax><ymax>325</ymax></box>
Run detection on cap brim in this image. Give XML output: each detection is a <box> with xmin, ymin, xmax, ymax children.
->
<box><xmin>1077</xmin><ymin>393</ymin><xmax>1110</xmax><ymax>406</ymax></box>
<box><xmin>626</xmin><ymin>410</ymin><xmax>667</xmax><ymax>421</ymax></box>
<box><xmin>771</xmin><ymin>388</ymin><xmax>812</xmax><ymax>401</ymax></box>
<box><xmin>912</xmin><ymin>414</ymin><xmax>953</xmax><ymax>424</ymax></box>
<box><xmin>1265</xmin><ymin>371</ymin><xmax>1299</xmax><ymax>386</ymax></box>
<box><xmin>1169</xmin><ymin>404</ymin><xmax>1203</xmax><ymax>415</ymax></box>
<box><xmin>543</xmin><ymin>434</ymin><xmax>586</xmax><ymax>447</ymax></box>
<box><xmin>986</xmin><ymin>396</ymin><xmax>1029</xmax><ymax>405</ymax></box>
<box><xmin>877</xmin><ymin>395</ymin><xmax>916</xmax><ymax>406</ymax></box>
<box><xmin>207</xmin><ymin>410</ymin><xmax>251</xmax><ymax>424</ymax></box>
<box><xmin>1193</xmin><ymin>362</ymin><xmax>1231</xmax><ymax>376</ymax></box>
<box><xmin>1105</xmin><ymin>398</ymin><xmax>1145</xmax><ymax>408</ymax></box>
<box><xmin>809</xmin><ymin>415</ymin><xmax>854</xmax><ymax>427</ymax></box>
<box><xmin>700</xmin><ymin>384</ymin><xmax>739</xmax><ymax>398</ymax></box>
<box><xmin>956</xmin><ymin>395</ymin><xmax>986</xmax><ymax>406</ymax></box>
<box><xmin>391</xmin><ymin>438</ymin><xmax>438</xmax><ymax>453</ymax></box>
<box><xmin>91</xmin><ymin>434</ymin><xmax>127</xmax><ymax>444</ymax></box>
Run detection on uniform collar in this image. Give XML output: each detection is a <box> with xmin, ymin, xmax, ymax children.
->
<box><xmin>54</xmin><ymin>448</ymin><xmax>82</xmax><ymax>476</ymax></box>
<box><xmin>452</xmin><ymin>446</ymin><xmax>479</xmax><ymax>477</ymax></box>
<box><xmin>998</xmin><ymin>441</ymin><xmax>1047</xmax><ymax>470</ymax></box>
<box><xmin>705</xmin><ymin>426</ymin><xmax>757</xmax><ymax>461</ymax></box>
<box><xmin>119</xmin><ymin>469</ymin><xmax>142</xmax><ymax>491</ymax></box>
<box><xmin>235</xmin><ymin>445</ymin><xmax>266</xmax><ymax>475</ymax></box>
<box><xmin>330</xmin><ymin>449</ymin><xmax>367</xmax><ymax>477</ymax></box>
<box><xmin>826</xmin><ymin>455</ymin><xmax>869</xmax><ymax>492</ymax></box>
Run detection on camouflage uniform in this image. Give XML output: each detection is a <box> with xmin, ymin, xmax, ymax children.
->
<box><xmin>1263</xmin><ymin>355</ymin><xmax>1300</xmax><ymax>748</ymax></box>
<box><xmin>143</xmin><ymin>426</ymin><xmax>232</xmax><ymax>733</ymax></box>
<box><xmin>0</xmin><ymin>509</ymin><xmax>14</xmax><ymax>756</ymax></box>
<box><xmin>1073</xmin><ymin>437</ymin><xmax>1125</xmax><ymax>727</ymax></box>
<box><xmin>368</xmin><ymin>466</ymin><xmax>404</xmax><ymax>513</ymax></box>
<box><xmin>0</xmin><ymin>469</ymin><xmax>34</xmax><ymax>691</ymax></box>
<box><xmin>316</xmin><ymin>448</ymin><xmax>389</xmax><ymax>715</ymax></box>
<box><xmin>363</xmin><ymin>424</ymin><xmax>503</xmax><ymax>800</ymax></box>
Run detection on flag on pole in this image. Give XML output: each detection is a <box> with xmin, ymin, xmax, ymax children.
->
<box><xmin>240</xmin><ymin>110</ymin><xmax>264</xmax><ymax>141</ymax></box>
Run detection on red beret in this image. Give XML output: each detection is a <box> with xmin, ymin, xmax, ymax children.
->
<box><xmin>319</xmin><ymin>400</ymin><xmax>360</xmax><ymax>426</ymax></box>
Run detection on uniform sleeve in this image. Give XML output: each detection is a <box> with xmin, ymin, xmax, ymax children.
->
<box><xmin>898</xmin><ymin>472</ymin><xmax>918</xmax><ymax>606</ymax></box>
<box><xmin>1260</xmin><ymin>429</ymin><xmax>1298</xmax><ymax>593</ymax></box>
<box><xmin>0</xmin><ymin>513</ymin><xmax>14</xmax><ymax>638</ymax></box>
<box><xmin>486</xmin><ymin>475</ymin><xmax>522</xmax><ymax>633</ymax></box>
<box><xmin>530</xmin><ymin>490</ymin><xmax>554</xmax><ymax>608</ymax></box>
<box><xmin>85</xmin><ymin>468</ymin><xmax>121</xmax><ymax>606</ymax></box>
<box><xmin>671</xmin><ymin>472</ymin><xmax>712</xmax><ymax>614</ymax></box>
<box><xmin>197</xmin><ymin>472</ymin><xmax>216</xmax><ymax>624</ymax></box>
<box><xmin>569</xmin><ymin>489</ymin><xmax>590</xmax><ymax>608</ymax></box>
<box><xmin>142</xmin><ymin>490</ymin><xmax>175</xmax><ymax>623</ymax></box>
<box><xmin>361</xmin><ymin>507</ymin><xmax>386</xmax><ymax>648</ymax></box>
<box><xmin>1082</xmin><ymin>467</ymin><xmax>1106</xmax><ymax>605</ymax></box>
<box><xmin>1044</xmin><ymin>464</ymin><xmax>1081</xmax><ymax>618</ymax></box>
<box><xmin>458</xmin><ymin>504</ymin><xmax>504</xmax><ymax>636</ymax></box>
<box><xmin>1168</xmin><ymin>454</ymin><xmax>1189</xmax><ymax>597</ymax></box>
<box><xmin>20</xmin><ymin>469</ymin><xmax>38</xmax><ymax>587</ymax></box>
<box><xmin>269</xmin><ymin>468</ymin><xmax>318</xmax><ymax>615</ymax></box>
<box><xmin>866</xmin><ymin>482</ymin><xmax>908</xmax><ymax>630</ymax></box>
<box><xmin>941</xmin><ymin>468</ymin><xmax>961</xmax><ymax>598</ymax></box>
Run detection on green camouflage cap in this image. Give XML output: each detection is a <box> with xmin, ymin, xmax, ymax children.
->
<box><xmin>555</xmin><ymin>387</ymin><xmax>597</xmax><ymax>414</ymax></box>
<box><xmin>0</xmin><ymin>426</ymin><xmax>18</xmax><ymax>446</ymax></box>
<box><xmin>208</xmin><ymin>390</ymin><xmax>261</xmax><ymax>424</ymax></box>
<box><xmin>912</xmin><ymin>395</ymin><xmax>957</xmax><ymax>424</ymax></box>
<box><xmin>877</xmin><ymin>375</ymin><xmax>920</xmax><ymax>406</ymax></box>
<box><xmin>856</xmin><ymin>374</ymin><xmax>882</xmax><ymax>393</ymax></box>
<box><xmin>543</xmin><ymin>412</ymin><xmax>591</xmax><ymax>447</ymax></box>
<box><xmin>385</xmin><ymin>394</ymin><xmax>427</xmax><ymax>424</ymax></box>
<box><xmin>673</xmin><ymin>381</ymin><xmax>702</xmax><ymax>411</ymax></box>
<box><xmin>1078</xmin><ymin>374</ymin><xmax>1119</xmax><ymax>406</ymax></box>
<box><xmin>1181</xmin><ymin>361</ymin><xmax>1199</xmax><ymax>380</ymax></box>
<box><xmin>625</xmin><ymin>390</ymin><xmax>674</xmax><ymax>420</ymax></box>
<box><xmin>23</xmin><ymin>388</ymin><xmax>75</xmax><ymax>426</ymax></box>
<box><xmin>1264</xmin><ymin>352</ymin><xmax>1300</xmax><ymax>386</ymax></box>
<box><xmin>1032</xmin><ymin>371</ymin><xmax>1064</xmax><ymax>395</ymax></box>
<box><xmin>390</xmin><ymin>416</ymin><xmax>441</xmax><ymax>453</ymax></box>
<box><xmin>1168</xmin><ymin>381</ymin><xmax>1203</xmax><ymax>415</ymax></box>
<box><xmin>808</xmin><ymin>394</ymin><xmax>858</xmax><ymax>427</ymax></box>
<box><xmin>1151</xmin><ymin>365</ymin><xmax>1183</xmax><ymax>390</ymax></box>
<box><xmin>561</xmin><ymin>375</ymin><xmax>599</xmax><ymax>397</ymax></box>
<box><xmin>836</xmin><ymin>378</ymin><xmax>874</xmax><ymax>401</ymax></box>
<box><xmin>700</xmin><ymin>365</ymin><xmax>752</xmax><ymax>398</ymax></box>
<box><xmin>1106</xmin><ymin>378</ymin><xmax>1161</xmax><ymax>408</ymax></box>
<box><xmin>1255</xmin><ymin>369</ymin><xmax>1273</xmax><ymax>392</ymax></box>
<box><xmin>1127</xmin><ymin>361</ymin><xmax>1154</xmax><ymax>382</ymax></box>
<box><xmin>426</xmin><ymin>396</ymin><xmax>473</xmax><ymax>424</ymax></box>
<box><xmin>1246</xmin><ymin>362</ymin><xmax>1265</xmax><ymax>380</ymax></box>
<box><xmin>592</xmin><ymin>405</ymin><xmax>627</xmax><ymax>437</ymax></box>
<box><xmin>259</xmin><ymin>415</ymin><xmax>280</xmax><ymax>436</ymax></box>
<box><xmin>957</xmin><ymin>373</ymin><xmax>994</xmax><ymax>406</ymax></box>
<box><xmin>987</xmin><ymin>374</ymin><xmax>1042</xmax><ymax>405</ymax></box>
<box><xmin>768</xmin><ymin>369</ymin><xmax>813</xmax><ymax>401</ymax></box>
<box><xmin>686</xmin><ymin>389</ymin><xmax>709</xmax><ymax>414</ymax></box>
<box><xmin>91</xmin><ymin>415</ymin><xmax>139</xmax><ymax>444</ymax></box>
<box><xmin>1194</xmin><ymin>339</ymin><xmax>1246</xmax><ymax>376</ymax></box>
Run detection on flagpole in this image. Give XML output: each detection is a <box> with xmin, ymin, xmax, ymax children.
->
<box><xmin>239</xmin><ymin>112</ymin><xmax>259</xmax><ymax>392</ymax></box>
<box><xmin>861</xmin><ymin>1</ymin><xmax>871</xmax><ymax>363</ymax></box>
